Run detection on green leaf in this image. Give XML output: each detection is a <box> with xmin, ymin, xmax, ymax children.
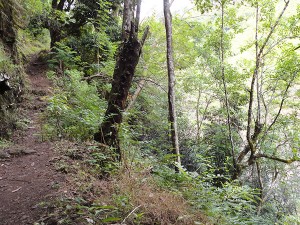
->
<box><xmin>101</xmin><ymin>217</ymin><xmax>121</xmax><ymax>223</ymax></box>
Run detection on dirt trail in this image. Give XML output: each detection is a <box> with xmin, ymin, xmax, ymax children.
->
<box><xmin>0</xmin><ymin>56</ymin><xmax>64</xmax><ymax>225</ymax></box>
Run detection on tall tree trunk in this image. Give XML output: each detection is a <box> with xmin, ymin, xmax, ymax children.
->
<box><xmin>163</xmin><ymin>0</ymin><xmax>181</xmax><ymax>167</ymax></box>
<box><xmin>94</xmin><ymin>0</ymin><xmax>149</xmax><ymax>160</ymax></box>
<box><xmin>50</xmin><ymin>28</ymin><xmax>62</xmax><ymax>48</ymax></box>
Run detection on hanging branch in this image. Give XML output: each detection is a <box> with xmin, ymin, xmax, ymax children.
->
<box><xmin>256</xmin><ymin>161</ymin><xmax>263</xmax><ymax>191</ymax></box>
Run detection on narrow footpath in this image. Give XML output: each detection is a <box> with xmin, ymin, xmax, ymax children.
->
<box><xmin>0</xmin><ymin>55</ymin><xmax>64</xmax><ymax>225</ymax></box>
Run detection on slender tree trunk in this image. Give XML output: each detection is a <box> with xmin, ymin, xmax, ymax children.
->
<box><xmin>219</xmin><ymin>2</ymin><xmax>236</xmax><ymax>174</ymax></box>
<box><xmin>94</xmin><ymin>0</ymin><xmax>149</xmax><ymax>160</ymax></box>
<box><xmin>163</xmin><ymin>0</ymin><xmax>181</xmax><ymax>167</ymax></box>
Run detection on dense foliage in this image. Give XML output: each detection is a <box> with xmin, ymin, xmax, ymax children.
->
<box><xmin>1</xmin><ymin>0</ymin><xmax>300</xmax><ymax>224</ymax></box>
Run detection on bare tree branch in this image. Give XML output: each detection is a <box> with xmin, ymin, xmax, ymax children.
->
<box><xmin>255</xmin><ymin>153</ymin><xmax>300</xmax><ymax>164</ymax></box>
<box><xmin>141</xmin><ymin>26</ymin><xmax>150</xmax><ymax>47</ymax></box>
<box><xmin>125</xmin><ymin>79</ymin><xmax>145</xmax><ymax>111</ymax></box>
<box><xmin>262</xmin><ymin>71</ymin><xmax>297</xmax><ymax>141</ymax></box>
<box><xmin>263</xmin><ymin>36</ymin><xmax>299</xmax><ymax>58</ymax></box>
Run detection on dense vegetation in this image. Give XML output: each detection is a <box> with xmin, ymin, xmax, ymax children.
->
<box><xmin>1</xmin><ymin>0</ymin><xmax>300</xmax><ymax>224</ymax></box>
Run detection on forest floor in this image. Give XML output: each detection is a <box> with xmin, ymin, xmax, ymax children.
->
<box><xmin>0</xmin><ymin>55</ymin><xmax>65</xmax><ymax>225</ymax></box>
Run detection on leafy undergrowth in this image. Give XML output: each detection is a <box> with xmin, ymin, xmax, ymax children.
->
<box><xmin>35</xmin><ymin>140</ymin><xmax>209</xmax><ymax>225</ymax></box>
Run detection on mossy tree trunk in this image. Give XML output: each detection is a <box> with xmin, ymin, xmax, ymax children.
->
<box><xmin>0</xmin><ymin>0</ymin><xmax>23</xmax><ymax>137</ymax></box>
<box><xmin>0</xmin><ymin>0</ymin><xmax>18</xmax><ymax>60</ymax></box>
<box><xmin>94</xmin><ymin>0</ymin><xmax>149</xmax><ymax>160</ymax></box>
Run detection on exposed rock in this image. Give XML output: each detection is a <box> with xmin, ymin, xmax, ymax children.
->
<box><xmin>8</xmin><ymin>148</ymin><xmax>22</xmax><ymax>156</ymax></box>
<box><xmin>0</xmin><ymin>150</ymin><xmax>10</xmax><ymax>159</ymax></box>
<box><xmin>7</xmin><ymin>148</ymin><xmax>37</xmax><ymax>156</ymax></box>
<box><xmin>0</xmin><ymin>73</ymin><xmax>11</xmax><ymax>95</ymax></box>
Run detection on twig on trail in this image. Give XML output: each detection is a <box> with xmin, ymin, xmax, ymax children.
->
<box><xmin>2</xmin><ymin>178</ymin><xmax>31</xmax><ymax>183</ymax></box>
<box><xmin>12</xmin><ymin>187</ymin><xmax>22</xmax><ymax>192</ymax></box>
<box><xmin>121</xmin><ymin>205</ymin><xmax>142</xmax><ymax>224</ymax></box>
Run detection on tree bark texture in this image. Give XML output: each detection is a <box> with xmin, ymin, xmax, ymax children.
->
<box><xmin>163</xmin><ymin>0</ymin><xmax>181</xmax><ymax>166</ymax></box>
<box><xmin>0</xmin><ymin>0</ymin><xmax>24</xmax><ymax>137</ymax></box>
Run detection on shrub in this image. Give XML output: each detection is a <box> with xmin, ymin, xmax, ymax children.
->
<box><xmin>43</xmin><ymin>69</ymin><xmax>106</xmax><ymax>140</ymax></box>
